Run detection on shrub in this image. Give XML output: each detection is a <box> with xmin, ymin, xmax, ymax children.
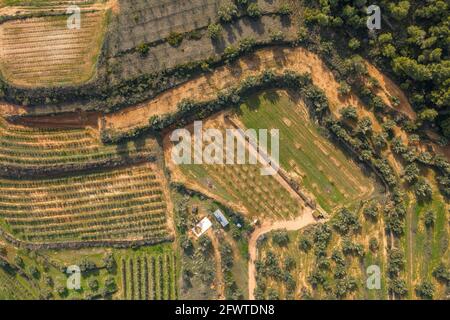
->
<box><xmin>79</xmin><ymin>259</ymin><xmax>97</xmax><ymax>273</ymax></box>
<box><xmin>413</xmin><ymin>178</ymin><xmax>433</xmax><ymax>201</ymax></box>
<box><xmin>270</xmin><ymin>30</ymin><xmax>285</xmax><ymax>42</ymax></box>
<box><xmin>415</xmin><ymin>281</ymin><xmax>434</xmax><ymax>299</ymax></box>
<box><xmin>356</xmin><ymin>117</ymin><xmax>373</xmax><ymax>136</ymax></box>
<box><xmin>338</xmin><ymin>81</ymin><xmax>351</xmax><ymax>96</ymax></box>
<box><xmin>388</xmin><ymin>249</ymin><xmax>405</xmax><ymax>277</ymax></box>
<box><xmin>208</xmin><ymin>23</ymin><xmax>223</xmax><ymax>40</ymax></box>
<box><xmin>432</xmin><ymin>263</ymin><xmax>450</xmax><ymax>283</ymax></box>
<box><xmin>56</xmin><ymin>285</ymin><xmax>68</xmax><ymax>297</ymax></box>
<box><xmin>332</xmin><ymin>208</ymin><xmax>361</xmax><ymax>235</ymax></box>
<box><xmin>103</xmin><ymin>253</ymin><xmax>116</xmax><ymax>273</ymax></box>
<box><xmin>167</xmin><ymin>32</ymin><xmax>184</xmax><ymax>47</ymax></box>
<box><xmin>372</xmin><ymin>133</ymin><xmax>388</xmax><ymax>150</ymax></box>
<box><xmin>334</xmin><ymin>265</ymin><xmax>347</xmax><ymax>279</ymax></box>
<box><xmin>348</xmin><ymin>38</ymin><xmax>361</xmax><ymax>50</ymax></box>
<box><xmin>187</xmin><ymin>30</ymin><xmax>202</xmax><ymax>40</ymax></box>
<box><xmin>342</xmin><ymin>239</ymin><xmax>364</xmax><ymax>257</ymax></box>
<box><xmin>403</xmin><ymin>163</ymin><xmax>419</xmax><ymax>183</ymax></box>
<box><xmin>339</xmin><ymin>105</ymin><xmax>358</xmax><ymax>120</ymax></box>
<box><xmin>136</xmin><ymin>42</ymin><xmax>149</xmax><ymax>56</ymax></box>
<box><xmin>235</xmin><ymin>0</ymin><xmax>248</xmax><ymax>6</ymax></box>
<box><xmin>105</xmin><ymin>276</ymin><xmax>117</xmax><ymax>290</ymax></box>
<box><xmin>198</xmin><ymin>235</ymin><xmax>213</xmax><ymax>254</ymax></box>
<box><xmin>218</xmin><ymin>3</ymin><xmax>238</xmax><ymax>22</ymax></box>
<box><xmin>14</xmin><ymin>255</ymin><xmax>24</xmax><ymax>268</ymax></box>
<box><xmin>331</xmin><ymin>250</ymin><xmax>345</xmax><ymax>266</ymax></box>
<box><xmin>283</xmin><ymin>256</ymin><xmax>296</xmax><ymax>271</ymax></box>
<box><xmin>369</xmin><ymin>238</ymin><xmax>379</xmax><ymax>252</ymax></box>
<box><xmin>298</xmin><ymin>236</ymin><xmax>312</xmax><ymax>252</ymax></box>
<box><xmin>363</xmin><ymin>203</ymin><xmax>379</xmax><ymax>221</ymax></box>
<box><xmin>180</xmin><ymin>235</ymin><xmax>194</xmax><ymax>254</ymax></box>
<box><xmin>247</xmin><ymin>3</ymin><xmax>261</xmax><ymax>17</ymax></box>
<box><xmin>313</xmin><ymin>224</ymin><xmax>332</xmax><ymax>246</ymax></box>
<box><xmin>28</xmin><ymin>266</ymin><xmax>40</xmax><ymax>279</ymax></box>
<box><xmin>389</xmin><ymin>278</ymin><xmax>408</xmax><ymax>296</ymax></box>
<box><xmin>272</xmin><ymin>230</ymin><xmax>289</xmax><ymax>246</ymax></box>
<box><xmin>88</xmin><ymin>279</ymin><xmax>99</xmax><ymax>291</ymax></box>
<box><xmin>278</xmin><ymin>4</ymin><xmax>292</xmax><ymax>15</ymax></box>
<box><xmin>335</xmin><ymin>277</ymin><xmax>358</xmax><ymax>298</ymax></box>
<box><xmin>424</xmin><ymin>210</ymin><xmax>435</xmax><ymax>228</ymax></box>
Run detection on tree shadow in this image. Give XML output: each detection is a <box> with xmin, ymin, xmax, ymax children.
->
<box><xmin>245</xmin><ymin>16</ymin><xmax>265</xmax><ymax>35</ymax></box>
<box><xmin>263</xmin><ymin>90</ymin><xmax>281</xmax><ymax>104</ymax></box>
<box><xmin>280</xmin><ymin>15</ymin><xmax>292</xmax><ymax>28</ymax></box>
<box><xmin>116</xmin><ymin>142</ymin><xmax>131</xmax><ymax>159</ymax></box>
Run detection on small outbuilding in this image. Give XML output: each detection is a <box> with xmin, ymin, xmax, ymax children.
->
<box><xmin>192</xmin><ymin>217</ymin><xmax>212</xmax><ymax>238</ymax></box>
<box><xmin>213</xmin><ymin>209</ymin><xmax>229</xmax><ymax>228</ymax></box>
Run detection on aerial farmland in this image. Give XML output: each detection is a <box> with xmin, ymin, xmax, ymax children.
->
<box><xmin>0</xmin><ymin>0</ymin><xmax>448</xmax><ymax>305</ymax></box>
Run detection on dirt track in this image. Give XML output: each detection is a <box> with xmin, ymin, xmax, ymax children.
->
<box><xmin>209</xmin><ymin>229</ymin><xmax>225</xmax><ymax>300</ymax></box>
<box><xmin>247</xmin><ymin>209</ymin><xmax>322</xmax><ymax>300</ymax></box>
<box><xmin>103</xmin><ymin>46</ymin><xmax>416</xmax><ymax>134</ymax></box>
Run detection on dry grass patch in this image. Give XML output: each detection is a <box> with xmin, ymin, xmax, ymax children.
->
<box><xmin>0</xmin><ymin>9</ymin><xmax>108</xmax><ymax>87</ymax></box>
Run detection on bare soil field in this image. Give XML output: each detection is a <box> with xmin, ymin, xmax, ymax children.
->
<box><xmin>107</xmin><ymin>14</ymin><xmax>296</xmax><ymax>84</ymax></box>
<box><xmin>0</xmin><ymin>0</ymin><xmax>112</xmax><ymax>16</ymax></box>
<box><xmin>104</xmin><ymin>46</ymin><xmax>416</xmax><ymax>135</ymax></box>
<box><xmin>0</xmin><ymin>9</ymin><xmax>108</xmax><ymax>87</ymax></box>
<box><xmin>109</xmin><ymin>0</ymin><xmax>284</xmax><ymax>54</ymax></box>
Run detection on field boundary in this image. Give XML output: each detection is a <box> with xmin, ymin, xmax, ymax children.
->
<box><xmin>0</xmin><ymin>227</ymin><xmax>174</xmax><ymax>250</ymax></box>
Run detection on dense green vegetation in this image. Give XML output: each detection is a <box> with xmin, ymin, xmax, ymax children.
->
<box><xmin>301</xmin><ymin>0</ymin><xmax>449</xmax><ymax>138</ymax></box>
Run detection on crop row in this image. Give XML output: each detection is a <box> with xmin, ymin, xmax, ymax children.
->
<box><xmin>121</xmin><ymin>252</ymin><xmax>177</xmax><ymax>300</ymax></box>
<box><xmin>0</xmin><ymin>12</ymin><xmax>105</xmax><ymax>86</ymax></box>
<box><xmin>0</xmin><ymin>117</ymin><xmax>155</xmax><ymax>167</ymax></box>
<box><xmin>0</xmin><ymin>163</ymin><xmax>170</xmax><ymax>243</ymax></box>
<box><xmin>206</xmin><ymin>163</ymin><xmax>299</xmax><ymax>219</ymax></box>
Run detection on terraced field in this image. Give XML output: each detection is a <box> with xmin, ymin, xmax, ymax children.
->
<box><xmin>234</xmin><ymin>90</ymin><xmax>377</xmax><ymax>212</ymax></box>
<box><xmin>110</xmin><ymin>0</ymin><xmax>285</xmax><ymax>53</ymax></box>
<box><xmin>0</xmin><ymin>265</ymin><xmax>38</xmax><ymax>299</ymax></box>
<box><xmin>0</xmin><ymin>0</ymin><xmax>99</xmax><ymax>13</ymax></box>
<box><xmin>186</xmin><ymin>163</ymin><xmax>303</xmax><ymax>219</ymax></box>
<box><xmin>120</xmin><ymin>249</ymin><xmax>177</xmax><ymax>300</ymax></box>
<box><xmin>0</xmin><ymin>163</ymin><xmax>172</xmax><ymax>243</ymax></box>
<box><xmin>0</xmin><ymin>117</ymin><xmax>156</xmax><ymax>170</ymax></box>
<box><xmin>405</xmin><ymin>183</ymin><xmax>449</xmax><ymax>299</ymax></box>
<box><xmin>165</xmin><ymin>114</ymin><xmax>305</xmax><ymax>220</ymax></box>
<box><xmin>0</xmin><ymin>8</ymin><xmax>108</xmax><ymax>87</ymax></box>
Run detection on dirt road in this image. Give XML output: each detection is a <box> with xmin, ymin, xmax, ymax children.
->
<box><xmin>103</xmin><ymin>46</ymin><xmax>416</xmax><ymax>134</ymax></box>
<box><xmin>248</xmin><ymin>209</ymin><xmax>323</xmax><ymax>300</ymax></box>
<box><xmin>208</xmin><ymin>229</ymin><xmax>225</xmax><ymax>300</ymax></box>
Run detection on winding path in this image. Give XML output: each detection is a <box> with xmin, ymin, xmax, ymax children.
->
<box><xmin>102</xmin><ymin>47</ymin><xmax>416</xmax><ymax>135</ymax></box>
<box><xmin>248</xmin><ymin>209</ymin><xmax>325</xmax><ymax>300</ymax></box>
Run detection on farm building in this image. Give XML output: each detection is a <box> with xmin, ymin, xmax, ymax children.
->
<box><xmin>192</xmin><ymin>217</ymin><xmax>212</xmax><ymax>238</ymax></box>
<box><xmin>213</xmin><ymin>209</ymin><xmax>229</xmax><ymax>228</ymax></box>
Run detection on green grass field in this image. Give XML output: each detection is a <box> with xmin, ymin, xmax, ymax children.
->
<box><xmin>404</xmin><ymin>184</ymin><xmax>449</xmax><ymax>299</ymax></box>
<box><xmin>0</xmin><ymin>265</ymin><xmax>38</xmax><ymax>299</ymax></box>
<box><xmin>116</xmin><ymin>244</ymin><xmax>177</xmax><ymax>300</ymax></box>
<box><xmin>235</xmin><ymin>90</ymin><xmax>377</xmax><ymax>212</ymax></box>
